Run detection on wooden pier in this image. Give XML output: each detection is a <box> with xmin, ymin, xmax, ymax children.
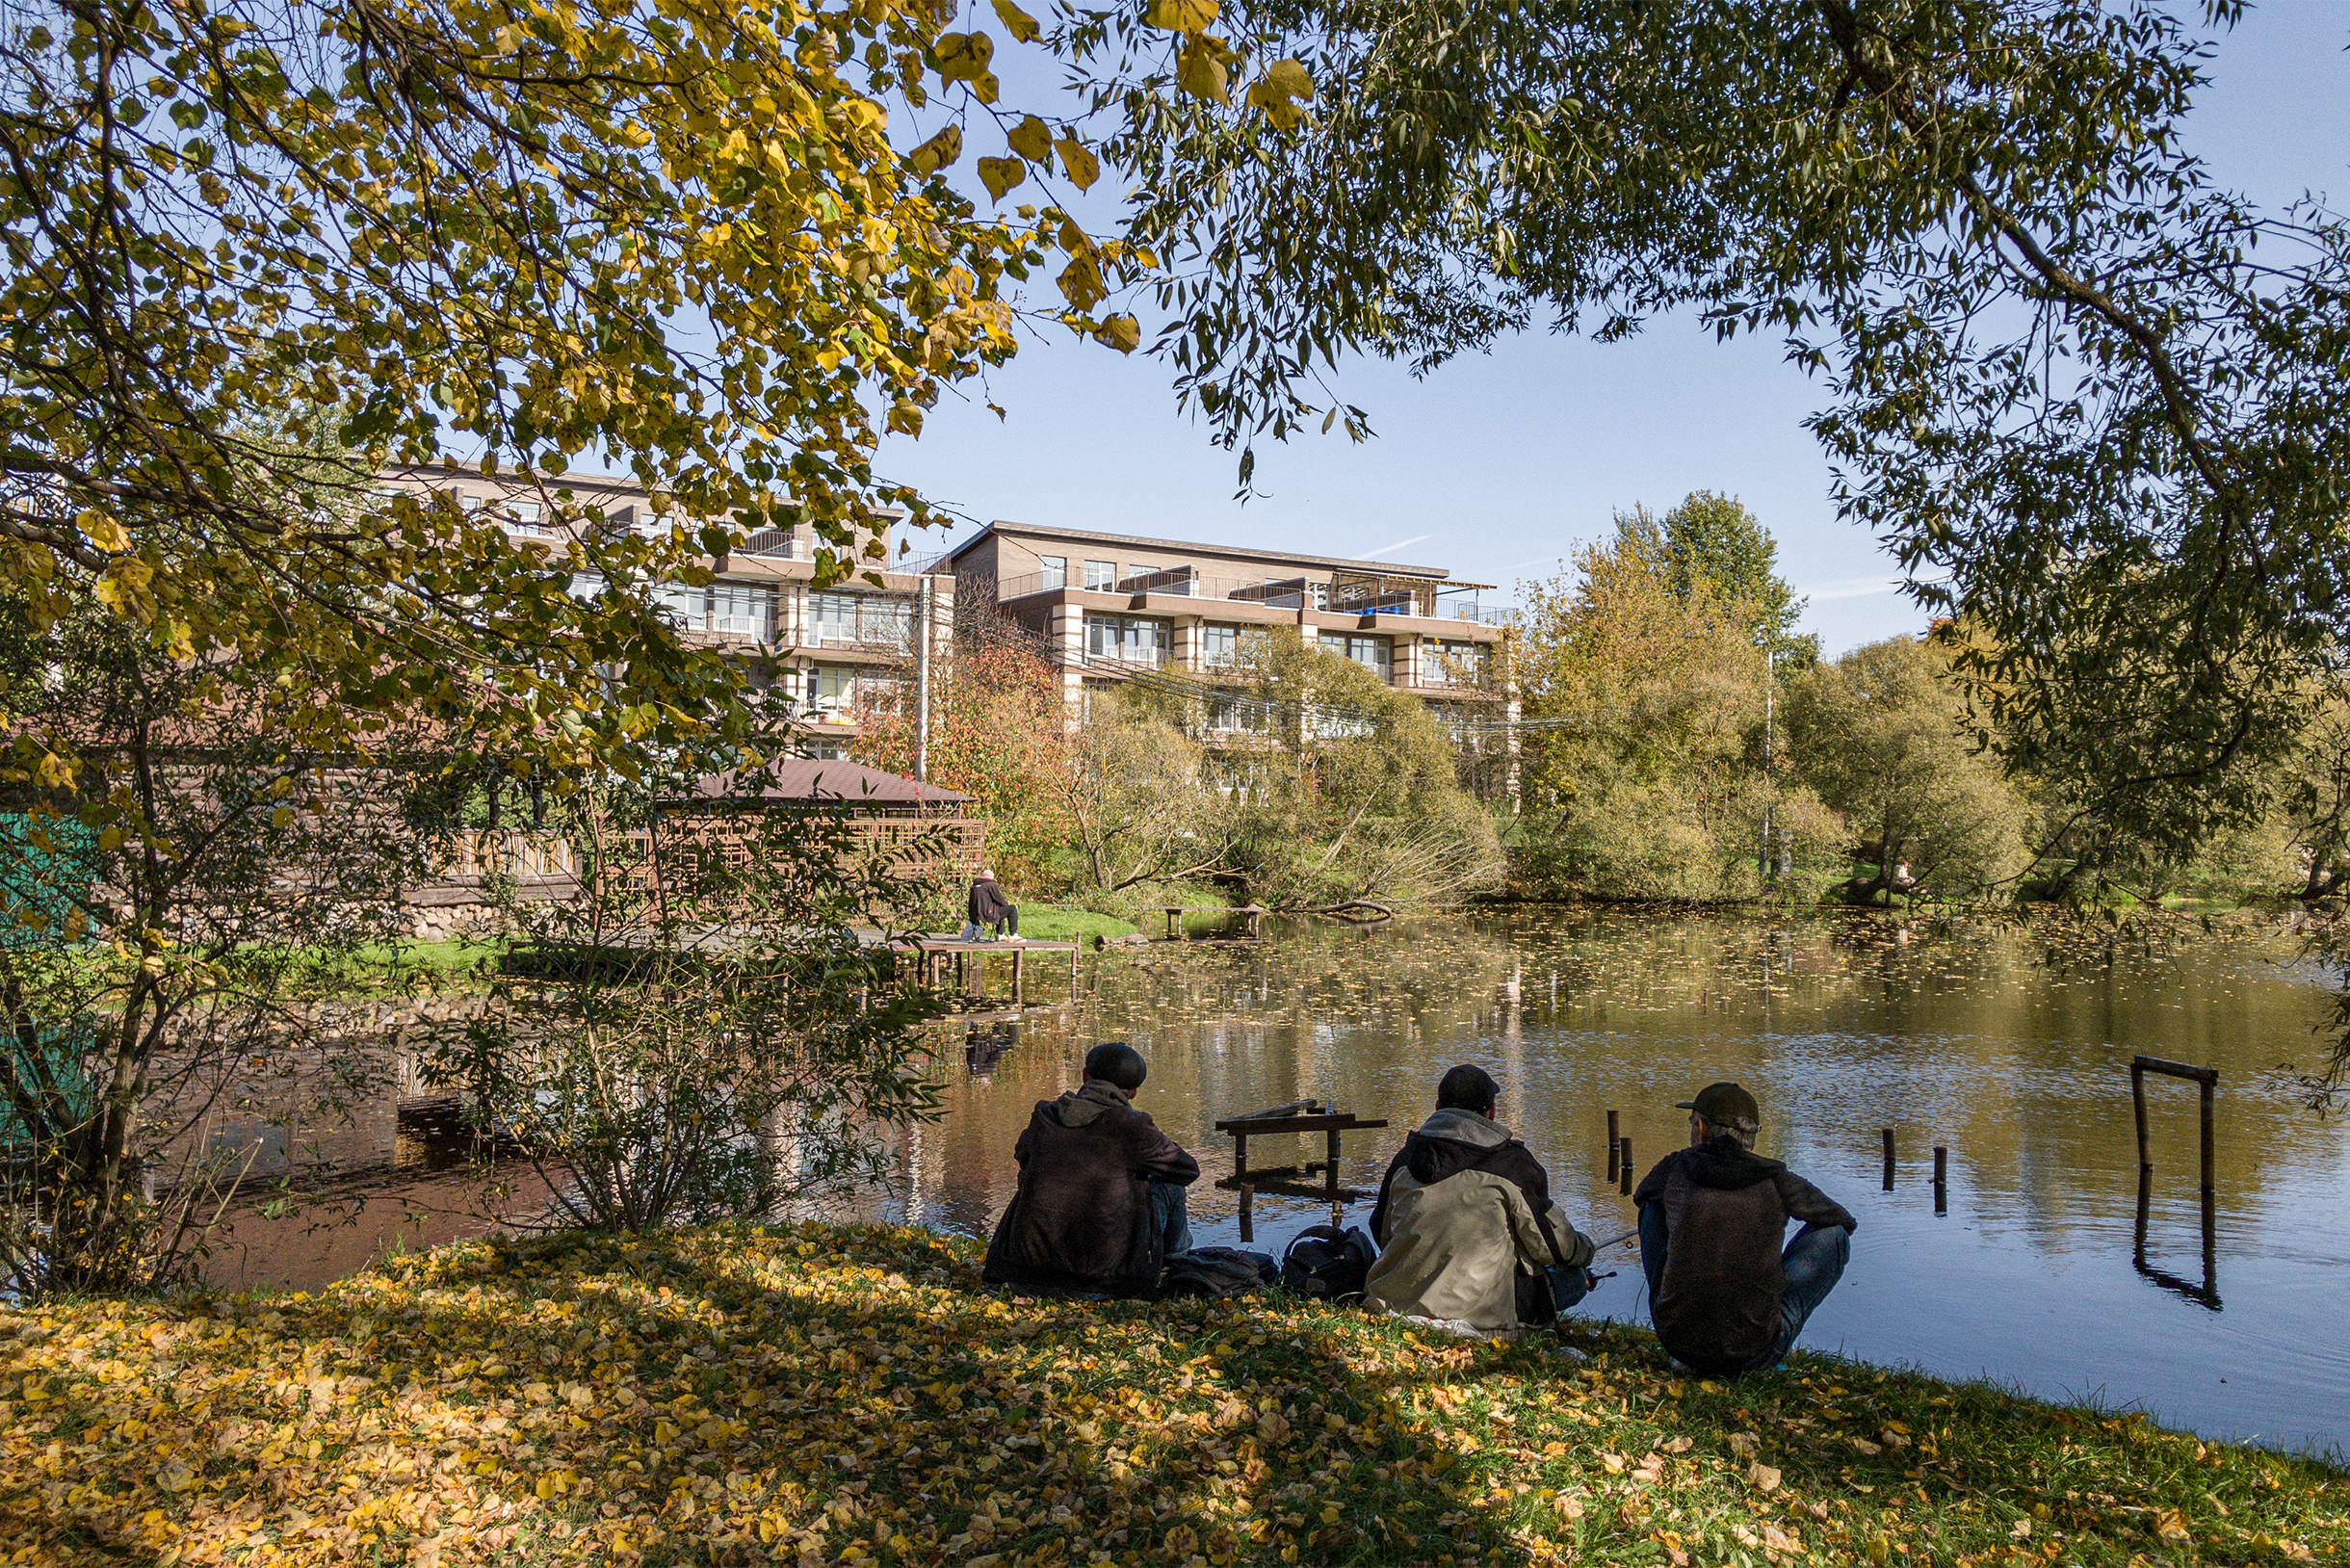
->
<box><xmin>1156</xmin><ymin>904</ymin><xmax>1268</xmax><ymax>941</ymax></box>
<box><xmin>904</xmin><ymin>937</ymin><xmax>1080</xmax><ymax>1006</ymax></box>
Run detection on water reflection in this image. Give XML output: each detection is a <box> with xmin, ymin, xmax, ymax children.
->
<box><xmin>880</xmin><ymin>910</ymin><xmax>2349</xmax><ymax>1457</ymax></box>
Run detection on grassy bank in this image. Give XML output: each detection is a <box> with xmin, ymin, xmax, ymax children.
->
<box><xmin>7</xmin><ymin>1224</ymin><xmax>2341</xmax><ymax>1568</ymax></box>
<box><xmin>1010</xmin><ymin>905</ymin><xmax>1141</xmax><ymax>942</ymax></box>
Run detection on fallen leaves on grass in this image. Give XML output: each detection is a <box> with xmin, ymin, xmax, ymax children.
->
<box><xmin>0</xmin><ymin>1222</ymin><xmax>2341</xmax><ymax>1568</ymax></box>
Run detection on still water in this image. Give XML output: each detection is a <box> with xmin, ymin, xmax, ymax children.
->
<box><xmin>891</xmin><ymin>911</ymin><xmax>2350</xmax><ymax>1459</ymax></box>
<box><xmin>212</xmin><ymin>910</ymin><xmax>2350</xmax><ymax>1458</ymax></box>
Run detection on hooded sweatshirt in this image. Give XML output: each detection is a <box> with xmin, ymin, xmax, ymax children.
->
<box><xmin>981</xmin><ymin>1080</ymin><xmax>1199</xmax><ymax>1297</ymax></box>
<box><xmin>1364</xmin><ymin>1109</ymin><xmax>1594</xmax><ymax>1332</ymax></box>
<box><xmin>1632</xmin><ymin>1137</ymin><xmax>1857</xmax><ymax>1373</ymax></box>
<box><xmin>969</xmin><ymin>876</ymin><xmax>1016</xmax><ymax>925</ymax></box>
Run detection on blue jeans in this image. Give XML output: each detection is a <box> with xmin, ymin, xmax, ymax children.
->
<box><xmin>1151</xmin><ymin>1178</ymin><xmax>1193</xmax><ymax>1258</ymax></box>
<box><xmin>1639</xmin><ymin>1201</ymin><xmax>1849</xmax><ymax>1371</ymax></box>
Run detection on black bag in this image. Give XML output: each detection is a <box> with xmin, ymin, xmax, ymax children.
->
<box><xmin>1280</xmin><ymin>1223</ymin><xmax>1377</xmax><ymax>1302</ymax></box>
<box><xmin>1161</xmin><ymin>1246</ymin><xmax>1278</xmax><ymax>1299</ymax></box>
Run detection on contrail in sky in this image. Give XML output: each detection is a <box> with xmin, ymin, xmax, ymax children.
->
<box><xmin>1359</xmin><ymin>533</ymin><xmax>1433</xmax><ymax>560</ymax></box>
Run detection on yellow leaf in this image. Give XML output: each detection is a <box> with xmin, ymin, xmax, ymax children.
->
<box><xmin>78</xmin><ymin>510</ymin><xmax>130</xmax><ymax>553</ymax></box>
<box><xmin>934</xmin><ymin>31</ymin><xmax>994</xmax><ymax>83</ymax></box>
<box><xmin>978</xmin><ymin>156</ymin><xmax>1026</xmax><ymax>200</ymax></box>
<box><xmin>990</xmin><ymin>0</ymin><xmax>1041</xmax><ymax>43</ymax></box>
<box><xmin>1144</xmin><ymin>0</ymin><xmax>1219</xmax><ymax>32</ymax></box>
<box><xmin>1176</xmin><ymin>35</ymin><xmax>1232</xmax><ymax>104</ymax></box>
<box><xmin>1006</xmin><ymin>115</ymin><xmax>1053</xmax><ymax>163</ymax></box>
<box><xmin>907</xmin><ymin>123</ymin><xmax>963</xmax><ymax>174</ymax></box>
<box><xmin>973</xmin><ymin>70</ymin><xmax>1001</xmax><ymax>104</ymax></box>
<box><xmin>1245</xmin><ymin>58</ymin><xmax>1315</xmax><ymax>130</ymax></box>
<box><xmin>1054</xmin><ymin>136</ymin><xmax>1100</xmax><ymax>191</ymax></box>
<box><xmin>2154</xmin><ymin>1508</ymin><xmax>2191</xmax><ymax>1543</ymax></box>
<box><xmin>1747</xmin><ymin>1462</ymin><xmax>1782</xmax><ymax>1492</ymax></box>
<box><xmin>1057</xmin><ymin>253</ymin><xmax>1106</xmax><ymax>311</ymax></box>
<box><xmin>270</xmin><ymin>805</ymin><xmax>295</xmax><ymax>830</ymax></box>
<box><xmin>1091</xmin><ymin>313</ymin><xmax>1139</xmax><ymax>353</ymax></box>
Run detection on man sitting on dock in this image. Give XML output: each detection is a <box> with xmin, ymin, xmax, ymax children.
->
<box><xmin>982</xmin><ymin>1042</ymin><xmax>1198</xmax><ymax>1297</ymax></box>
<box><xmin>962</xmin><ymin>866</ymin><xmax>1020</xmax><ymax>942</ymax></box>
<box><xmin>1365</xmin><ymin>1064</ymin><xmax>1596</xmax><ymax>1335</ymax></box>
<box><xmin>1632</xmin><ymin>1081</ymin><xmax>1856</xmax><ymax>1374</ymax></box>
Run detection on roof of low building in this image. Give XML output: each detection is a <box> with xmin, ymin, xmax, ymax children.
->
<box><xmin>945</xmin><ymin>520</ymin><xmax>1453</xmax><ymax>581</ymax></box>
<box><xmin>680</xmin><ymin>758</ymin><xmax>972</xmax><ymax>807</ymax></box>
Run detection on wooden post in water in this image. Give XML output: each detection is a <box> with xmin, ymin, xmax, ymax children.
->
<box><xmin>1881</xmin><ymin>1129</ymin><xmax>1895</xmax><ymax>1190</ymax></box>
<box><xmin>1606</xmin><ymin>1111</ymin><xmax>1620</xmax><ymax>1180</ymax></box>
<box><xmin>2131</xmin><ymin>1059</ymin><xmax>2152</xmax><ymax>1172</ymax></box>
<box><xmin>1618</xmin><ymin>1137</ymin><xmax>1632</xmax><ymax>1195</ymax></box>
<box><xmin>1932</xmin><ymin>1144</ymin><xmax>1948</xmax><ymax>1215</ymax></box>
<box><xmin>2199</xmin><ymin>1077</ymin><xmax>2215</xmax><ymax>1196</ymax></box>
<box><xmin>2131</xmin><ymin>1055</ymin><xmax>2219</xmax><ymax>1189</ymax></box>
<box><xmin>1011</xmin><ymin>948</ymin><xmax>1026</xmax><ymax>1006</ymax></box>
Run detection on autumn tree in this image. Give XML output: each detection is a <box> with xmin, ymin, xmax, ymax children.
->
<box><xmin>1514</xmin><ymin>532</ymin><xmax>1834</xmax><ymax>901</ymax></box>
<box><xmin>1049</xmin><ymin>690</ymin><xmax>1235</xmax><ymax>896</ymax></box>
<box><xmin>1784</xmin><ymin>635</ymin><xmax>2031</xmax><ymax>902</ymax></box>
<box><xmin>1214</xmin><ymin>632</ymin><xmax>1501</xmax><ymax>909</ymax></box>
<box><xmin>851</xmin><ymin>620</ymin><xmax>1077</xmax><ymax>893</ymax></box>
<box><xmin>1619</xmin><ymin>493</ymin><xmax>1814</xmax><ymax>662</ymax></box>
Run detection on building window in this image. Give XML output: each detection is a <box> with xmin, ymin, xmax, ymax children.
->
<box><xmin>1202</xmin><ymin>623</ymin><xmax>1269</xmax><ymax>668</ymax></box>
<box><xmin>808</xmin><ymin>591</ymin><xmax>910</xmax><ymax>647</ymax></box>
<box><xmin>1123</xmin><ymin>562</ymin><xmax>1156</xmax><ymax>588</ymax></box>
<box><xmin>485</xmin><ymin>500</ymin><xmax>542</xmax><ymax>536</ymax></box>
<box><xmin>808</xmin><ymin>666</ymin><xmax>858</xmax><ymax>714</ymax></box>
<box><xmin>1206</xmin><ymin>694</ymin><xmax>1269</xmax><ymax>734</ymax></box>
<box><xmin>803</xmin><ymin>738</ymin><xmax>851</xmax><ymax>760</ymax></box>
<box><xmin>1425</xmin><ymin>640</ymin><xmax>1489</xmax><ymax>687</ymax></box>
<box><xmin>654</xmin><ymin>583</ymin><xmax>706</xmax><ymax>628</ymax></box>
<box><xmin>710</xmin><ymin>584</ymin><xmax>774</xmax><ymax>640</ymax></box>
<box><xmin>1319</xmin><ymin>632</ymin><xmax>1392</xmax><ymax>681</ymax></box>
<box><xmin>1083</xmin><ymin>559</ymin><xmax>1116</xmax><ymax>591</ymax></box>
<box><xmin>1084</xmin><ymin>614</ymin><xmax>1168</xmax><ymax>666</ymax></box>
<box><xmin>654</xmin><ymin>583</ymin><xmax>776</xmax><ymax>639</ymax></box>
<box><xmin>1039</xmin><ymin>555</ymin><xmax>1067</xmax><ymax>589</ymax></box>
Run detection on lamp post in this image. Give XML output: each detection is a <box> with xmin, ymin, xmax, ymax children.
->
<box><xmin>1759</xmin><ymin>643</ymin><xmax>1776</xmax><ymax>882</ymax></box>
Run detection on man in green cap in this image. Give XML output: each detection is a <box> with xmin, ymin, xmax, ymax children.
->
<box><xmin>1632</xmin><ymin>1082</ymin><xmax>1855</xmax><ymax>1374</ymax></box>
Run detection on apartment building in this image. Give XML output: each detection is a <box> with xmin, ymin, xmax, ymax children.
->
<box><xmin>946</xmin><ymin>521</ymin><xmax>1517</xmax><ymax>790</ymax></box>
<box><xmin>379</xmin><ymin>465</ymin><xmax>951</xmax><ymax>758</ymax></box>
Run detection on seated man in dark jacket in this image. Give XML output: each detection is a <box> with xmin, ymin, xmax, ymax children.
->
<box><xmin>982</xmin><ymin>1042</ymin><xmax>1198</xmax><ymax>1296</ymax></box>
<box><xmin>1632</xmin><ymin>1081</ymin><xmax>1856</xmax><ymax>1374</ymax></box>
<box><xmin>963</xmin><ymin>868</ymin><xmax>1019</xmax><ymax>940</ymax></box>
<box><xmin>1366</xmin><ymin>1064</ymin><xmax>1596</xmax><ymax>1333</ymax></box>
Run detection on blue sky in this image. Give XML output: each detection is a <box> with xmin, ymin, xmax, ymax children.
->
<box><xmin>873</xmin><ymin>3</ymin><xmax>2350</xmax><ymax>655</ymax></box>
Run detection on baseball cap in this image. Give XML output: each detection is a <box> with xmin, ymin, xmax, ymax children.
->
<box><xmin>1675</xmin><ymin>1082</ymin><xmax>1761</xmax><ymax>1127</ymax></box>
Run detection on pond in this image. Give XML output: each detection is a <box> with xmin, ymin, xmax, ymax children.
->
<box><xmin>212</xmin><ymin>909</ymin><xmax>2350</xmax><ymax>1460</ymax></box>
<box><xmin>891</xmin><ymin>910</ymin><xmax>2350</xmax><ymax>1460</ymax></box>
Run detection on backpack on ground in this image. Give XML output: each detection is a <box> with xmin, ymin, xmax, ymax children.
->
<box><xmin>1160</xmin><ymin>1246</ymin><xmax>1278</xmax><ymax>1299</ymax></box>
<box><xmin>1280</xmin><ymin>1223</ymin><xmax>1377</xmax><ymax>1302</ymax></box>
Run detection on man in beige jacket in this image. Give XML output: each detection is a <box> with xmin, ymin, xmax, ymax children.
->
<box><xmin>1365</xmin><ymin>1065</ymin><xmax>1596</xmax><ymax>1334</ymax></box>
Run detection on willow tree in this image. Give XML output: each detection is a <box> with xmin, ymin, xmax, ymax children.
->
<box><xmin>1067</xmin><ymin>0</ymin><xmax>2347</xmax><ymax>853</ymax></box>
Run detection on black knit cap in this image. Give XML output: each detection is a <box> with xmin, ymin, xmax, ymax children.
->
<box><xmin>1084</xmin><ymin>1041</ymin><xmax>1147</xmax><ymax>1093</ymax></box>
<box><xmin>1435</xmin><ymin>1063</ymin><xmax>1500</xmax><ymax>1114</ymax></box>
